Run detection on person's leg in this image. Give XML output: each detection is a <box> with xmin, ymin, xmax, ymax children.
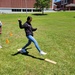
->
<box><xmin>27</xmin><ymin>35</ymin><xmax>47</xmax><ymax>55</ymax></box>
<box><xmin>22</xmin><ymin>40</ymin><xmax>31</xmax><ymax>49</ymax></box>
<box><xmin>19</xmin><ymin>39</ymin><xmax>31</xmax><ymax>53</ymax></box>
<box><xmin>27</xmin><ymin>35</ymin><xmax>41</xmax><ymax>52</ymax></box>
<box><xmin>21</xmin><ymin>35</ymin><xmax>47</xmax><ymax>55</ymax></box>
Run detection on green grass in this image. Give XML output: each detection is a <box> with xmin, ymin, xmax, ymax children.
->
<box><xmin>0</xmin><ymin>12</ymin><xmax>75</xmax><ymax>75</ymax></box>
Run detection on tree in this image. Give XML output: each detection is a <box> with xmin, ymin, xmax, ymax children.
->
<box><xmin>34</xmin><ymin>0</ymin><xmax>51</xmax><ymax>14</ymax></box>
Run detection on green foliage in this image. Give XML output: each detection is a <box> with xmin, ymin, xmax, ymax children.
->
<box><xmin>34</xmin><ymin>0</ymin><xmax>50</xmax><ymax>14</ymax></box>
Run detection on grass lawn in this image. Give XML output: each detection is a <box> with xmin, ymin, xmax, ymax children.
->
<box><xmin>0</xmin><ymin>12</ymin><xmax>75</xmax><ymax>75</ymax></box>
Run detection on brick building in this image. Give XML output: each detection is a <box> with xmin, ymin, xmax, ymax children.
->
<box><xmin>0</xmin><ymin>0</ymin><xmax>53</xmax><ymax>13</ymax></box>
<box><xmin>53</xmin><ymin>0</ymin><xmax>75</xmax><ymax>11</ymax></box>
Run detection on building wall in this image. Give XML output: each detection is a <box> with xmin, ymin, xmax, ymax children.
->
<box><xmin>0</xmin><ymin>0</ymin><xmax>52</xmax><ymax>8</ymax></box>
<box><xmin>0</xmin><ymin>0</ymin><xmax>36</xmax><ymax>8</ymax></box>
<box><xmin>0</xmin><ymin>0</ymin><xmax>53</xmax><ymax>13</ymax></box>
<box><xmin>54</xmin><ymin>0</ymin><xmax>75</xmax><ymax>10</ymax></box>
<box><xmin>11</xmin><ymin>0</ymin><xmax>22</xmax><ymax>8</ymax></box>
<box><xmin>0</xmin><ymin>0</ymin><xmax>11</xmax><ymax>7</ymax></box>
<box><xmin>11</xmin><ymin>0</ymin><xmax>36</xmax><ymax>8</ymax></box>
<box><xmin>73</xmin><ymin>0</ymin><xmax>75</xmax><ymax>3</ymax></box>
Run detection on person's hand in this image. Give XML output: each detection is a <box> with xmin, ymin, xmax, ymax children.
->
<box><xmin>18</xmin><ymin>18</ymin><xmax>20</xmax><ymax>21</ymax></box>
<box><xmin>34</xmin><ymin>28</ymin><xmax>37</xmax><ymax>31</ymax></box>
<box><xmin>35</xmin><ymin>28</ymin><xmax>37</xmax><ymax>30</ymax></box>
<box><xmin>18</xmin><ymin>19</ymin><xmax>22</xmax><ymax>23</ymax></box>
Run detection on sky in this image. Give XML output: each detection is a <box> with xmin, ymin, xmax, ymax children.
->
<box><xmin>54</xmin><ymin>0</ymin><xmax>61</xmax><ymax>2</ymax></box>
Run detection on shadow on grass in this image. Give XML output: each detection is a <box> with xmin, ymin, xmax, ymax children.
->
<box><xmin>73</xmin><ymin>16</ymin><xmax>75</xmax><ymax>18</ymax></box>
<box><xmin>11</xmin><ymin>47</ymin><xmax>44</xmax><ymax>61</ymax></box>
<box><xmin>32</xmin><ymin>13</ymin><xmax>47</xmax><ymax>16</ymax></box>
<box><xmin>11</xmin><ymin>47</ymin><xmax>31</xmax><ymax>56</ymax></box>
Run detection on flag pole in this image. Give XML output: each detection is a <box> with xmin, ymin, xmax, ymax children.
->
<box><xmin>25</xmin><ymin>0</ymin><xmax>27</xmax><ymax>17</ymax></box>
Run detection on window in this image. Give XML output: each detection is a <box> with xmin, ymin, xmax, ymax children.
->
<box><xmin>12</xmin><ymin>9</ymin><xmax>21</xmax><ymax>12</ymax></box>
<box><xmin>61</xmin><ymin>0</ymin><xmax>67</xmax><ymax>5</ymax></box>
<box><xmin>22</xmin><ymin>9</ymin><xmax>26</xmax><ymax>12</ymax></box>
<box><xmin>65</xmin><ymin>0</ymin><xmax>67</xmax><ymax>4</ymax></box>
<box><xmin>33</xmin><ymin>9</ymin><xmax>41</xmax><ymax>12</ymax></box>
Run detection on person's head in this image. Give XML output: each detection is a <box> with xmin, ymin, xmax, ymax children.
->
<box><xmin>27</xmin><ymin>16</ymin><xmax>32</xmax><ymax>23</ymax></box>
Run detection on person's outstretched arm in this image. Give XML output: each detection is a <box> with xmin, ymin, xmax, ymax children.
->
<box><xmin>32</xmin><ymin>27</ymin><xmax>37</xmax><ymax>31</ymax></box>
<box><xmin>18</xmin><ymin>19</ymin><xmax>23</xmax><ymax>29</ymax></box>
